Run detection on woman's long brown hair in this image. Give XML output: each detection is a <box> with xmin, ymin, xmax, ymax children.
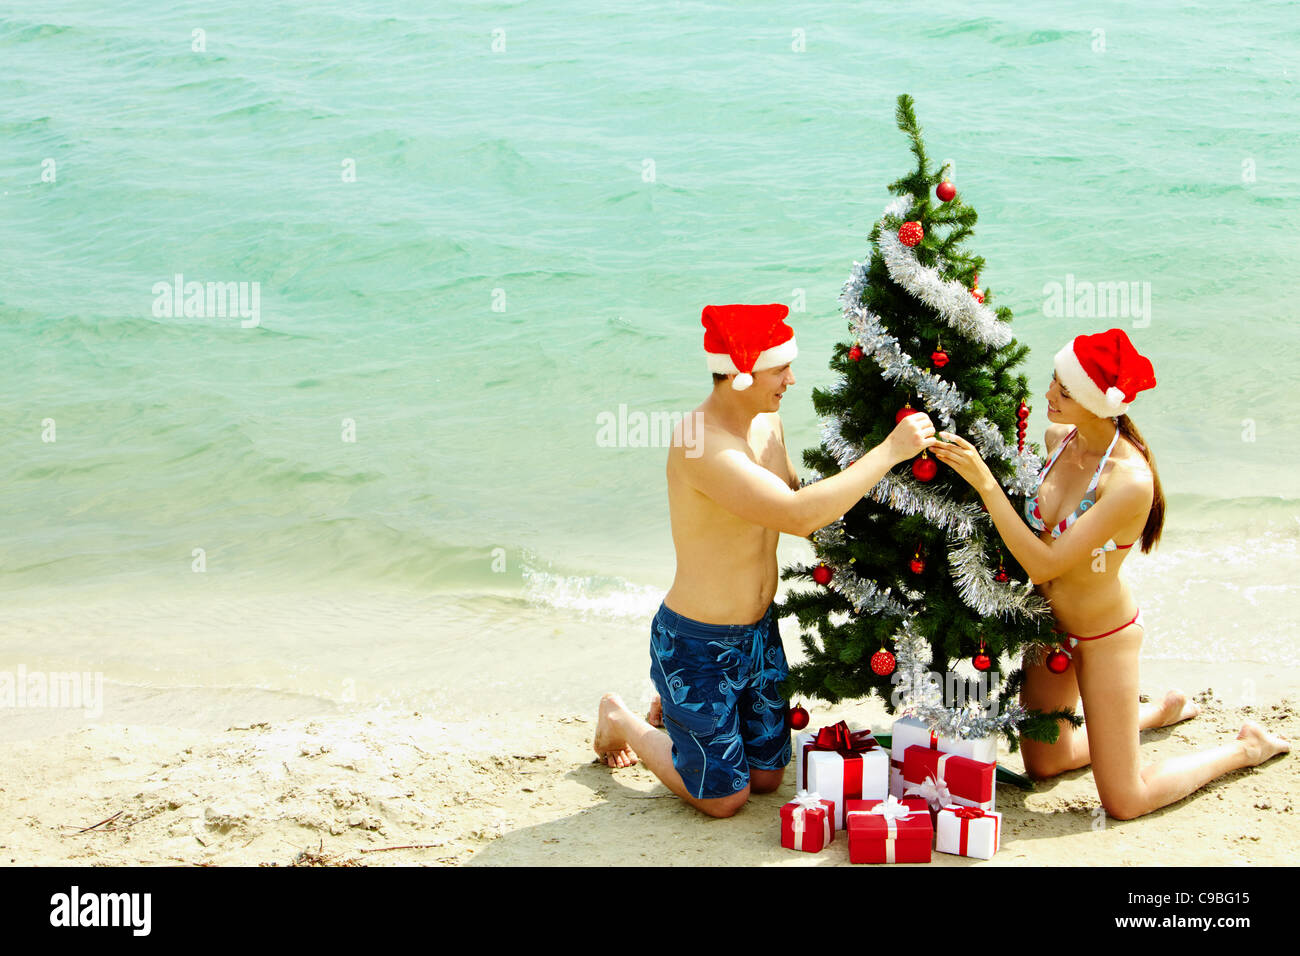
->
<box><xmin>1116</xmin><ymin>414</ymin><xmax>1165</xmax><ymax>552</ymax></box>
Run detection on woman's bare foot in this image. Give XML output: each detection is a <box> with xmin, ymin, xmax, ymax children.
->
<box><xmin>593</xmin><ymin>693</ymin><xmax>639</xmax><ymax>768</ymax></box>
<box><xmin>1155</xmin><ymin>689</ymin><xmax>1201</xmax><ymax>727</ymax></box>
<box><xmin>1237</xmin><ymin>720</ymin><xmax>1290</xmax><ymax>766</ymax></box>
<box><xmin>646</xmin><ymin>694</ymin><xmax>663</xmax><ymax>728</ymax></box>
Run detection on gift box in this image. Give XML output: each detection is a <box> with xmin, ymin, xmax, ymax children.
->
<box><xmin>936</xmin><ymin>805</ymin><xmax>1002</xmax><ymax>860</ymax></box>
<box><xmin>795</xmin><ymin>722</ymin><xmax>879</xmax><ymax>791</ymax></box>
<box><xmin>780</xmin><ymin>790</ymin><xmax>836</xmax><ymax>853</ymax></box>
<box><xmin>796</xmin><ymin>722</ymin><xmax>887</xmax><ymax>829</ymax></box>
<box><xmin>888</xmin><ymin>716</ymin><xmax>998</xmax><ymax>799</ymax></box>
<box><xmin>902</xmin><ymin>745</ymin><xmax>996</xmax><ymax>811</ymax></box>
<box><xmin>845</xmin><ymin>796</ymin><xmax>933</xmax><ymax>864</ymax></box>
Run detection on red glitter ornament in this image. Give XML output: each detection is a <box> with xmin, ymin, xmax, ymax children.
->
<box><xmin>898</xmin><ymin>221</ymin><xmax>924</xmax><ymax>247</ymax></box>
<box><xmin>909</xmin><ymin>555</ymin><xmax>925</xmax><ymax>574</ymax></box>
<box><xmin>871</xmin><ymin>648</ymin><xmax>896</xmax><ymax>676</ymax></box>
<box><xmin>848</xmin><ymin>344</ymin><xmax>863</xmax><ymax>361</ymax></box>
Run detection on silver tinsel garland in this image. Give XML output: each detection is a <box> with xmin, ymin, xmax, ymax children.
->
<box><xmin>892</xmin><ymin>615</ymin><xmax>1029</xmax><ymax>740</ymax></box>
<box><xmin>948</xmin><ymin>532</ymin><xmax>1053</xmax><ymax>622</ymax></box>
<box><xmin>839</xmin><ymin>280</ymin><xmax>1043</xmax><ymax>493</ymax></box>
<box><xmin>808</xmin><ymin>521</ymin><xmax>910</xmax><ymax>618</ymax></box>
<box><xmin>874</xmin><ymin>193</ymin><xmax>1012</xmax><ymax>350</ymax></box>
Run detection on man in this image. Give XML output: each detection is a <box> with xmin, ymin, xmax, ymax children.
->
<box><xmin>593</xmin><ymin>303</ymin><xmax>936</xmax><ymax>818</ymax></box>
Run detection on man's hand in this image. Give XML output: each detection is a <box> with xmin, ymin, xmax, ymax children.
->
<box><xmin>884</xmin><ymin>412</ymin><xmax>938</xmax><ymax>464</ymax></box>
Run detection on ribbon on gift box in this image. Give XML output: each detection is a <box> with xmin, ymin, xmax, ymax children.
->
<box><xmin>868</xmin><ymin>795</ymin><xmax>912</xmax><ymax>864</ymax></box>
<box><xmin>800</xmin><ymin>721</ymin><xmax>879</xmax><ymax>795</ymax></box>
<box><xmin>789</xmin><ymin>789</ymin><xmax>829</xmax><ymax>847</ymax></box>
<box><xmin>951</xmin><ymin>805</ymin><xmax>997</xmax><ymax>857</ymax></box>
<box><xmin>904</xmin><ymin>773</ymin><xmax>952</xmax><ymax>813</ymax></box>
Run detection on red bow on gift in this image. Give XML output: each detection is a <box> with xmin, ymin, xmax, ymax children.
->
<box><xmin>813</xmin><ymin>721</ymin><xmax>877</xmax><ymax>755</ymax></box>
<box><xmin>952</xmin><ymin>806</ymin><xmax>989</xmax><ymax>820</ymax></box>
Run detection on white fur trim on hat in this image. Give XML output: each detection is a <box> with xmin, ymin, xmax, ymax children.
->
<box><xmin>1054</xmin><ymin>340</ymin><xmax>1128</xmax><ymax>418</ymax></box>
<box><xmin>706</xmin><ymin>336</ymin><xmax>799</xmax><ymax>378</ymax></box>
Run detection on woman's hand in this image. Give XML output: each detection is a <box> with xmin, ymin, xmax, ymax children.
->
<box><xmin>931</xmin><ymin>431</ymin><xmax>998</xmax><ymax>497</ymax></box>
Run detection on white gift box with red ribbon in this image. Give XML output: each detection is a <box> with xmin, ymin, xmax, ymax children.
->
<box><xmin>936</xmin><ymin>805</ymin><xmax>1002</xmax><ymax>860</ymax></box>
<box><xmin>888</xmin><ymin>715</ymin><xmax>997</xmax><ymax>799</ymax></box>
<box><xmin>795</xmin><ymin>722</ymin><xmax>887</xmax><ymax>830</ymax></box>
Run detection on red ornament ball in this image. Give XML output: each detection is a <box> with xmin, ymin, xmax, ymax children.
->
<box><xmin>973</xmin><ymin>651</ymin><xmax>993</xmax><ymax>672</ymax></box>
<box><xmin>812</xmin><ymin>563</ymin><xmax>833</xmax><ymax>585</ymax></box>
<box><xmin>936</xmin><ymin>180</ymin><xmax>956</xmax><ymax>202</ymax></box>
<box><xmin>1017</xmin><ymin>402</ymin><xmax>1031</xmax><ymax>421</ymax></box>
<box><xmin>789</xmin><ymin>703</ymin><xmax>810</xmax><ymax>731</ymax></box>
<box><xmin>909</xmin><ymin>556</ymin><xmax>925</xmax><ymax>574</ymax></box>
<box><xmin>1046</xmin><ymin>649</ymin><xmax>1071</xmax><ymax>674</ymax></box>
<box><xmin>871</xmin><ymin>649</ymin><xmax>896</xmax><ymax>676</ymax></box>
<box><xmin>898</xmin><ymin>221</ymin><xmax>924</xmax><ymax>247</ymax></box>
<box><xmin>896</xmin><ymin>404</ymin><xmax>918</xmax><ymax>423</ymax></box>
<box><xmin>931</xmin><ymin>347</ymin><xmax>949</xmax><ymax>368</ymax></box>
<box><xmin>912</xmin><ymin>455</ymin><xmax>938</xmax><ymax>482</ymax></box>
<box><xmin>995</xmin><ymin>568</ymin><xmax>1010</xmax><ymax>583</ymax></box>
<box><xmin>848</xmin><ymin>344</ymin><xmax>863</xmax><ymax>362</ymax></box>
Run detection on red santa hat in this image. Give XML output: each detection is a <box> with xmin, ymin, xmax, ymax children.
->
<box><xmin>701</xmin><ymin>303</ymin><xmax>797</xmax><ymax>390</ymax></box>
<box><xmin>1054</xmin><ymin>328</ymin><xmax>1156</xmax><ymax>419</ymax></box>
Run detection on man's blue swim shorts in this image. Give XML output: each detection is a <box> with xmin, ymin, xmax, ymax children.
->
<box><xmin>648</xmin><ymin>600</ymin><xmax>791</xmax><ymax>800</ymax></box>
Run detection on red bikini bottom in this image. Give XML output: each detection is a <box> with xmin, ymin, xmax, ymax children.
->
<box><xmin>1054</xmin><ymin>607</ymin><xmax>1144</xmax><ymax>651</ymax></box>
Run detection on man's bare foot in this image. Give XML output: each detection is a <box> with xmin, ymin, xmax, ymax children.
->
<box><xmin>646</xmin><ymin>694</ymin><xmax>663</xmax><ymax>728</ymax></box>
<box><xmin>1156</xmin><ymin>689</ymin><xmax>1201</xmax><ymax>727</ymax></box>
<box><xmin>594</xmin><ymin>693</ymin><xmax>638</xmax><ymax>768</ymax></box>
<box><xmin>1237</xmin><ymin>720</ymin><xmax>1290</xmax><ymax>766</ymax></box>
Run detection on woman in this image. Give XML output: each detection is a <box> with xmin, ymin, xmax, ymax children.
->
<box><xmin>931</xmin><ymin>328</ymin><xmax>1288</xmax><ymax>820</ymax></box>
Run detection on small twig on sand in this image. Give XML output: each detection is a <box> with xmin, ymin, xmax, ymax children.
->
<box><xmin>359</xmin><ymin>843</ymin><xmax>444</xmax><ymax>854</ymax></box>
<box><xmin>62</xmin><ymin>811</ymin><xmax>124</xmax><ymax>834</ymax></box>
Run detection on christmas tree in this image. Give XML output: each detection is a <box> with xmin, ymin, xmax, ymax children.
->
<box><xmin>778</xmin><ymin>94</ymin><xmax>1079</xmax><ymax>748</ymax></box>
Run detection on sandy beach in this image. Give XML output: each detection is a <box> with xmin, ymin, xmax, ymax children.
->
<box><xmin>2</xmin><ymin>590</ymin><xmax>1294</xmax><ymax>867</ymax></box>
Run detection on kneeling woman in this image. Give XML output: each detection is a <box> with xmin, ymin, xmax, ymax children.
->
<box><xmin>931</xmin><ymin>328</ymin><xmax>1288</xmax><ymax>820</ymax></box>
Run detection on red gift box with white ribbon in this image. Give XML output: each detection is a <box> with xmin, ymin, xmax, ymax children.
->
<box><xmin>780</xmin><ymin>790</ymin><xmax>835</xmax><ymax>853</ymax></box>
<box><xmin>845</xmin><ymin>796</ymin><xmax>933</xmax><ymax>864</ymax></box>
<box><xmin>902</xmin><ymin>745</ymin><xmax>996</xmax><ymax>811</ymax></box>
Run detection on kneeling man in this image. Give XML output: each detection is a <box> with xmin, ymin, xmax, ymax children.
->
<box><xmin>594</xmin><ymin>303</ymin><xmax>935</xmax><ymax>817</ymax></box>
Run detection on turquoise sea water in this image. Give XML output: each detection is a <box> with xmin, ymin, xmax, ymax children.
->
<box><xmin>2</xmin><ymin>2</ymin><xmax>1299</xmax><ymax>697</ymax></box>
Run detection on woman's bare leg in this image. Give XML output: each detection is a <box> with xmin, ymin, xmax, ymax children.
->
<box><xmin>1020</xmin><ymin>644</ymin><xmax>1203</xmax><ymax>779</ymax></box>
<box><xmin>1074</xmin><ymin>627</ymin><xmax>1290</xmax><ymax>820</ymax></box>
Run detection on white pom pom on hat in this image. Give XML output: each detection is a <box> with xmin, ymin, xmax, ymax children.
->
<box><xmin>1054</xmin><ymin>328</ymin><xmax>1157</xmax><ymax>419</ymax></box>
<box><xmin>701</xmin><ymin>303</ymin><xmax>797</xmax><ymax>390</ymax></box>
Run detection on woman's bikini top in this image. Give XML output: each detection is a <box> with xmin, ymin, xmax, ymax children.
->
<box><xmin>1024</xmin><ymin>425</ymin><xmax>1135</xmax><ymax>552</ymax></box>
